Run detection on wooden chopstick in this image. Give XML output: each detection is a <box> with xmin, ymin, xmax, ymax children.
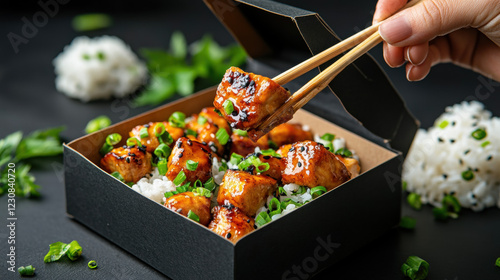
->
<box><xmin>255</xmin><ymin>0</ymin><xmax>422</xmax><ymax>134</ymax></box>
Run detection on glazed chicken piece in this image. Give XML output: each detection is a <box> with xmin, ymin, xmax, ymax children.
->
<box><xmin>214</xmin><ymin>67</ymin><xmax>292</xmax><ymax>141</ymax></box>
<box><xmin>230</xmin><ymin>131</ymin><xmax>269</xmax><ymax>156</ymax></box>
<box><xmin>101</xmin><ymin>145</ymin><xmax>152</xmax><ymax>183</ymax></box>
<box><xmin>208</xmin><ymin>205</ymin><xmax>255</xmax><ymax>243</ymax></box>
<box><xmin>282</xmin><ymin>141</ymin><xmax>351</xmax><ymax>191</ymax></box>
<box><xmin>268</xmin><ymin>123</ymin><xmax>313</xmax><ymax>148</ymax></box>
<box><xmin>129</xmin><ymin>121</ymin><xmax>184</xmax><ymax>153</ymax></box>
<box><xmin>164</xmin><ymin>192</ymin><xmax>212</xmax><ymax>226</ymax></box>
<box><xmin>186</xmin><ymin>107</ymin><xmax>231</xmax><ymax>157</ymax></box>
<box><xmin>217</xmin><ymin>170</ymin><xmax>277</xmax><ymax>217</ymax></box>
<box><xmin>276</xmin><ymin>144</ymin><xmax>292</xmax><ymax>158</ymax></box>
<box><xmin>334</xmin><ymin>155</ymin><xmax>360</xmax><ymax>178</ymax></box>
<box><xmin>166</xmin><ymin>137</ymin><xmax>214</xmax><ymax>184</ymax></box>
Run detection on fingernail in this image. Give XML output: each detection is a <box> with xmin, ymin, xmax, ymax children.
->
<box><xmin>406</xmin><ymin>47</ymin><xmax>413</xmax><ymax>64</ymax></box>
<box><xmin>379</xmin><ymin>16</ymin><xmax>412</xmax><ymax>44</ymax></box>
<box><xmin>406</xmin><ymin>64</ymin><xmax>414</xmax><ymax>81</ymax></box>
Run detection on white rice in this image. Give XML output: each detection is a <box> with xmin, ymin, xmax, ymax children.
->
<box><xmin>403</xmin><ymin>101</ymin><xmax>500</xmax><ymax>211</ymax></box>
<box><xmin>53</xmin><ymin>35</ymin><xmax>147</xmax><ymax>102</ymax></box>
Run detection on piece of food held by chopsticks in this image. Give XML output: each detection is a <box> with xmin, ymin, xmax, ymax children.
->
<box><xmin>213</xmin><ymin>66</ymin><xmax>293</xmax><ymax>141</ymax></box>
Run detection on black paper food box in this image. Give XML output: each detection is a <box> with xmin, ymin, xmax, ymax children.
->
<box><xmin>63</xmin><ymin>0</ymin><xmax>418</xmax><ymax>279</ymax></box>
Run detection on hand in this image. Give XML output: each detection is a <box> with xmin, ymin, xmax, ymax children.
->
<box><xmin>373</xmin><ymin>0</ymin><xmax>500</xmax><ymax>82</ymax></box>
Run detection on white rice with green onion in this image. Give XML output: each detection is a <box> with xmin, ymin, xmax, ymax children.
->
<box><xmin>403</xmin><ymin>101</ymin><xmax>500</xmax><ymax>211</ymax></box>
<box><xmin>53</xmin><ymin>35</ymin><xmax>147</xmax><ymax>102</ymax></box>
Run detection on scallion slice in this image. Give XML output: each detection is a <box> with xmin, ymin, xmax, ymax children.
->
<box><xmin>234</xmin><ymin>129</ymin><xmax>247</xmax><ymax>137</ymax></box>
<box><xmin>157</xmin><ymin>158</ymin><xmax>168</xmax><ymax>175</ymax></box>
<box><xmin>139</xmin><ymin>127</ymin><xmax>149</xmax><ymax>139</ymax></box>
<box><xmin>268</xmin><ymin>197</ymin><xmax>282</xmax><ymax>217</ymax></box>
<box><xmin>471</xmin><ymin>127</ymin><xmax>487</xmax><ymax>140</ymax></box>
<box><xmin>320</xmin><ymin>133</ymin><xmax>335</xmax><ymax>141</ymax></box>
<box><xmin>164</xmin><ymin>191</ymin><xmax>178</xmax><ymax>199</ymax></box>
<box><xmin>216</xmin><ymin>128</ymin><xmax>230</xmax><ymax>145</ymax></box>
<box><xmin>268</xmin><ymin>140</ymin><xmax>278</xmax><ymax>149</ymax></box>
<box><xmin>154</xmin><ymin>123</ymin><xmax>166</xmax><ymax>137</ymax></box>
<box><xmin>111</xmin><ymin>171</ymin><xmax>125</xmax><ymax>182</ymax></box>
<box><xmin>197</xmin><ymin>115</ymin><xmax>208</xmax><ymax>125</ymax></box>
<box><xmin>187</xmin><ymin>210</ymin><xmax>200</xmax><ymax>222</ymax></box>
<box><xmin>442</xmin><ymin>194</ymin><xmax>461</xmax><ymax>213</ymax></box>
<box><xmin>295</xmin><ymin>186</ymin><xmax>307</xmax><ymax>195</ymax></box>
<box><xmin>280</xmin><ymin>198</ymin><xmax>302</xmax><ymax>209</ymax></box>
<box><xmin>399</xmin><ymin>216</ymin><xmax>416</xmax><ymax>229</ymax></box>
<box><xmin>88</xmin><ymin>260</ymin><xmax>98</xmax><ymax>269</ymax></box>
<box><xmin>461</xmin><ymin>170</ymin><xmax>474</xmax><ymax>181</ymax></box>
<box><xmin>126</xmin><ymin>137</ymin><xmax>141</xmax><ymax>147</ymax></box>
<box><xmin>18</xmin><ymin>265</ymin><xmax>35</xmax><ymax>276</ymax></box>
<box><xmin>255</xmin><ymin>211</ymin><xmax>271</xmax><ymax>227</ymax></box>
<box><xmin>193</xmin><ymin>179</ymin><xmax>203</xmax><ymax>189</ymax></box>
<box><xmin>401</xmin><ymin>256</ymin><xmax>429</xmax><ymax>280</ymax></box>
<box><xmin>186</xmin><ymin>160</ymin><xmax>199</xmax><ymax>171</ymax></box>
<box><xmin>154</xmin><ymin>143</ymin><xmax>171</xmax><ymax>159</ymax></box>
<box><xmin>278</xmin><ymin>186</ymin><xmax>287</xmax><ymax>196</ymax></box>
<box><xmin>407</xmin><ymin>193</ymin><xmax>422</xmax><ymax>210</ymax></box>
<box><xmin>495</xmin><ymin>257</ymin><xmax>500</xmax><ymax>268</ymax></box>
<box><xmin>437</xmin><ymin>120</ymin><xmax>449</xmax><ymax>129</ymax></box>
<box><xmin>203</xmin><ymin>178</ymin><xmax>215</xmax><ymax>192</ymax></box>
<box><xmin>85</xmin><ymin>115</ymin><xmax>111</xmax><ymax>134</ymax></box>
<box><xmin>193</xmin><ymin>187</ymin><xmax>211</xmax><ymax>198</ymax></box>
<box><xmin>481</xmin><ymin>140</ymin><xmax>491</xmax><ymax>147</ymax></box>
<box><xmin>185</xmin><ymin>129</ymin><xmax>197</xmax><ymax>137</ymax></box>
<box><xmin>106</xmin><ymin>133</ymin><xmax>122</xmax><ymax>146</ymax></box>
<box><xmin>260</xmin><ymin>149</ymin><xmax>280</xmax><ymax>157</ymax></box>
<box><xmin>335</xmin><ymin>147</ymin><xmax>353</xmax><ymax>157</ymax></box>
<box><xmin>169</xmin><ymin>112</ymin><xmax>186</xmax><ymax>128</ymax></box>
<box><xmin>310</xmin><ymin>186</ymin><xmax>327</xmax><ymax>198</ymax></box>
<box><xmin>223</xmin><ymin>100</ymin><xmax>234</xmax><ymax>115</ymax></box>
<box><xmin>229</xmin><ymin>153</ymin><xmax>244</xmax><ymax>165</ymax></box>
<box><xmin>173</xmin><ymin>170</ymin><xmax>187</xmax><ymax>186</ymax></box>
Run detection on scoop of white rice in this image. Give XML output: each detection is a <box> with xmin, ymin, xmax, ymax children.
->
<box><xmin>403</xmin><ymin>101</ymin><xmax>500</xmax><ymax>211</ymax></box>
<box><xmin>53</xmin><ymin>35</ymin><xmax>147</xmax><ymax>102</ymax></box>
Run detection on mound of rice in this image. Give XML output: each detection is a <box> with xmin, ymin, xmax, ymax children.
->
<box><xmin>403</xmin><ymin>101</ymin><xmax>500</xmax><ymax>211</ymax></box>
<box><xmin>53</xmin><ymin>36</ymin><xmax>147</xmax><ymax>102</ymax></box>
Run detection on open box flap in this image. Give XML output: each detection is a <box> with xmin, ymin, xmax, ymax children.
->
<box><xmin>204</xmin><ymin>0</ymin><xmax>419</xmax><ymax>156</ymax></box>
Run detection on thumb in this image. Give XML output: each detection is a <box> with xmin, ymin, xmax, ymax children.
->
<box><xmin>379</xmin><ymin>0</ymin><xmax>488</xmax><ymax>46</ymax></box>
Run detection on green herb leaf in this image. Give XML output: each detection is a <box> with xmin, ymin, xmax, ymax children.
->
<box><xmin>401</xmin><ymin>256</ymin><xmax>429</xmax><ymax>280</ymax></box>
<box><xmin>335</xmin><ymin>147</ymin><xmax>353</xmax><ymax>158</ymax></box>
<box><xmin>170</xmin><ymin>31</ymin><xmax>187</xmax><ymax>59</ymax></box>
<box><xmin>72</xmin><ymin>13</ymin><xmax>112</xmax><ymax>32</ymax></box>
<box><xmin>15</xmin><ymin>126</ymin><xmax>65</xmax><ymax>161</ymax></box>
<box><xmin>133</xmin><ymin>75</ymin><xmax>176</xmax><ymax>106</ymax></box>
<box><xmin>43</xmin><ymin>241</ymin><xmax>70</xmax><ymax>263</ymax></box>
<box><xmin>0</xmin><ymin>131</ymin><xmax>23</xmax><ymax>164</ymax></box>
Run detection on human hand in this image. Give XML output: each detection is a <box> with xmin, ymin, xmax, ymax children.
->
<box><xmin>373</xmin><ymin>0</ymin><xmax>500</xmax><ymax>81</ymax></box>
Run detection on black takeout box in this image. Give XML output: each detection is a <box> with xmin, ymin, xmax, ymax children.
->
<box><xmin>64</xmin><ymin>0</ymin><xmax>418</xmax><ymax>279</ymax></box>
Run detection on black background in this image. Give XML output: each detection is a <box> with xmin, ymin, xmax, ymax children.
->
<box><xmin>1</xmin><ymin>0</ymin><xmax>500</xmax><ymax>279</ymax></box>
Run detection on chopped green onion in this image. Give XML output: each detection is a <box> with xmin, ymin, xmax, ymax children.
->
<box><xmin>278</xmin><ymin>186</ymin><xmax>287</xmax><ymax>196</ymax></box>
<box><xmin>268</xmin><ymin>140</ymin><xmax>278</xmax><ymax>149</ymax></box>
<box><xmin>85</xmin><ymin>115</ymin><xmax>111</xmax><ymax>134</ymax></box>
<box><xmin>481</xmin><ymin>140</ymin><xmax>491</xmax><ymax>147</ymax></box>
<box><xmin>185</xmin><ymin>128</ymin><xmax>197</xmax><ymax>137</ymax></box>
<box><xmin>432</xmin><ymin>207</ymin><xmax>457</xmax><ymax>220</ymax></box>
<box><xmin>18</xmin><ymin>265</ymin><xmax>35</xmax><ymax>276</ymax></box>
<box><xmin>216</xmin><ymin>128</ymin><xmax>230</xmax><ymax>145</ymax></box>
<box><xmin>218</xmin><ymin>160</ymin><xmax>228</xmax><ymax>172</ymax></box>
<box><xmin>197</xmin><ymin>115</ymin><xmax>208</xmax><ymax>125</ymax></box>
<box><xmin>154</xmin><ymin>123</ymin><xmax>166</xmax><ymax>137</ymax></box>
<box><xmin>471</xmin><ymin>128</ymin><xmax>487</xmax><ymax>140</ymax></box>
<box><xmin>237</xmin><ymin>155</ymin><xmax>270</xmax><ymax>173</ymax></box>
<box><xmin>255</xmin><ymin>211</ymin><xmax>271</xmax><ymax>227</ymax></box>
<box><xmin>407</xmin><ymin>193</ymin><xmax>422</xmax><ymax>210</ymax></box>
<box><xmin>88</xmin><ymin>260</ymin><xmax>98</xmax><ymax>269</ymax></box>
<box><xmin>187</xmin><ymin>210</ymin><xmax>200</xmax><ymax>222</ymax></box>
<box><xmin>323</xmin><ymin>141</ymin><xmax>334</xmax><ymax>152</ymax></box>
<box><xmin>495</xmin><ymin>257</ymin><xmax>500</xmax><ymax>268</ymax></box>
<box><xmin>169</xmin><ymin>111</ymin><xmax>186</xmax><ymax>128</ymax></box>
<box><xmin>96</xmin><ymin>51</ymin><xmax>106</xmax><ymax>61</ymax></box>
<box><xmin>280</xmin><ymin>198</ymin><xmax>302</xmax><ymax>209</ymax></box>
<box><xmin>461</xmin><ymin>170</ymin><xmax>474</xmax><ymax>181</ymax></box>
<box><xmin>186</xmin><ymin>160</ymin><xmax>199</xmax><ymax>171</ymax></box>
<box><xmin>44</xmin><ymin>240</ymin><xmax>82</xmax><ymax>263</ymax></box>
<box><xmin>295</xmin><ymin>186</ymin><xmax>307</xmax><ymax>195</ymax></box>
<box><xmin>173</xmin><ymin>170</ymin><xmax>187</xmax><ymax>186</ymax></box>
<box><xmin>320</xmin><ymin>133</ymin><xmax>335</xmax><ymax>141</ymax></box>
<box><xmin>335</xmin><ymin>147</ymin><xmax>353</xmax><ymax>157</ymax></box>
<box><xmin>164</xmin><ymin>191</ymin><xmax>177</xmax><ymax>199</ymax></box>
<box><xmin>229</xmin><ymin>153</ymin><xmax>244</xmax><ymax>165</ymax></box>
<box><xmin>111</xmin><ymin>171</ymin><xmax>125</xmax><ymax>182</ymax></box>
<box><xmin>66</xmin><ymin>240</ymin><xmax>83</xmax><ymax>261</ymax></box>
<box><xmin>401</xmin><ymin>256</ymin><xmax>429</xmax><ymax>280</ymax></box>
<box><xmin>437</xmin><ymin>120</ymin><xmax>449</xmax><ymax>129</ymax></box>
<box><xmin>203</xmin><ymin>178</ymin><xmax>215</xmax><ymax>192</ymax></box>
<box><xmin>193</xmin><ymin>187</ymin><xmax>211</xmax><ymax>198</ymax></box>
<box><xmin>154</xmin><ymin>143</ymin><xmax>172</xmax><ymax>159</ymax></box>
<box><xmin>260</xmin><ymin>149</ymin><xmax>280</xmax><ymax>157</ymax></box>
<box><xmin>399</xmin><ymin>216</ymin><xmax>416</xmax><ymax>229</ymax></box>
<box><xmin>139</xmin><ymin>127</ymin><xmax>149</xmax><ymax>139</ymax></box>
<box><xmin>157</xmin><ymin>158</ymin><xmax>168</xmax><ymax>175</ymax></box>
<box><xmin>402</xmin><ymin>181</ymin><xmax>408</xmax><ymax>191</ymax></box>
<box><xmin>442</xmin><ymin>194</ymin><xmax>461</xmax><ymax>213</ymax></box>
<box><xmin>72</xmin><ymin>13</ymin><xmax>112</xmax><ymax>32</ymax></box>
<box><xmin>126</xmin><ymin>137</ymin><xmax>141</xmax><ymax>147</ymax></box>
<box><xmin>176</xmin><ymin>183</ymin><xmax>190</xmax><ymax>193</ymax></box>
<box><xmin>193</xmin><ymin>179</ymin><xmax>203</xmax><ymax>189</ymax></box>
<box><xmin>310</xmin><ymin>186</ymin><xmax>327</xmax><ymax>198</ymax></box>
<box><xmin>222</xmin><ymin>100</ymin><xmax>234</xmax><ymax>115</ymax></box>
<box><xmin>268</xmin><ymin>197</ymin><xmax>282</xmax><ymax>217</ymax></box>
<box><xmin>106</xmin><ymin>133</ymin><xmax>122</xmax><ymax>146</ymax></box>
<box><xmin>82</xmin><ymin>54</ymin><xmax>90</xmax><ymax>60</ymax></box>
<box><xmin>214</xmin><ymin>108</ymin><xmax>223</xmax><ymax>117</ymax></box>
<box><xmin>160</xmin><ymin>132</ymin><xmax>173</xmax><ymax>145</ymax></box>
<box><xmin>234</xmin><ymin>129</ymin><xmax>248</xmax><ymax>137</ymax></box>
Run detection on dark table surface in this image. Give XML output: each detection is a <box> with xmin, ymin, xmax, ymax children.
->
<box><xmin>1</xmin><ymin>0</ymin><xmax>500</xmax><ymax>279</ymax></box>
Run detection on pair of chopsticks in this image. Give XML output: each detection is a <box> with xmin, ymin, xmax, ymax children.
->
<box><xmin>256</xmin><ymin>0</ymin><xmax>422</xmax><ymax>133</ymax></box>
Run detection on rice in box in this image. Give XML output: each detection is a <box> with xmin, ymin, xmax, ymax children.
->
<box><xmin>403</xmin><ymin>101</ymin><xmax>500</xmax><ymax>211</ymax></box>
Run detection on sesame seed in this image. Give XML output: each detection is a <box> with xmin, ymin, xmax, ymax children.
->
<box><xmin>177</xmin><ymin>141</ymin><xmax>182</xmax><ymax>148</ymax></box>
<box><xmin>126</xmin><ymin>157</ymin><xmax>130</xmax><ymax>163</ymax></box>
<box><xmin>226</xmin><ymin>233</ymin><xmax>232</xmax><ymax>239</ymax></box>
<box><xmin>297</xmin><ymin>162</ymin><xmax>302</xmax><ymax>167</ymax></box>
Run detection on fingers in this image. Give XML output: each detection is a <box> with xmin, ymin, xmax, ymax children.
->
<box><xmin>379</xmin><ymin>0</ymin><xmax>487</xmax><ymax>47</ymax></box>
<box><xmin>405</xmin><ymin>43</ymin><xmax>429</xmax><ymax>66</ymax></box>
<box><xmin>373</xmin><ymin>0</ymin><xmax>407</xmax><ymax>24</ymax></box>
